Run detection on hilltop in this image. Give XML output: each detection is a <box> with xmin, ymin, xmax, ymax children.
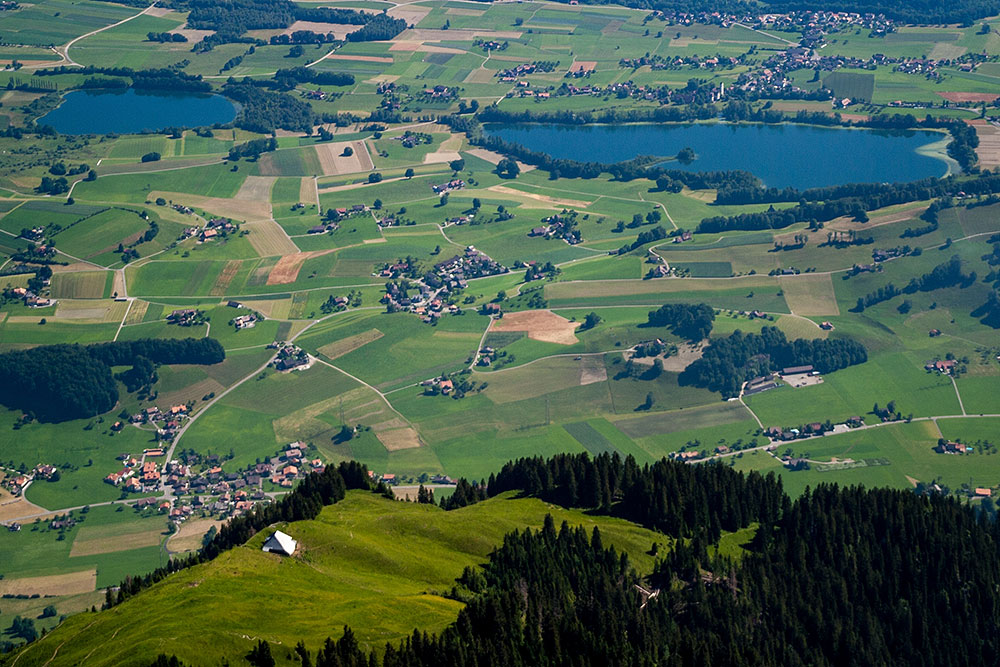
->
<box><xmin>8</xmin><ymin>490</ymin><xmax>668</xmax><ymax>666</ymax></box>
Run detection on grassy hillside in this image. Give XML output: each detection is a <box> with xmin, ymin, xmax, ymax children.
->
<box><xmin>10</xmin><ymin>491</ymin><xmax>668</xmax><ymax>666</ymax></box>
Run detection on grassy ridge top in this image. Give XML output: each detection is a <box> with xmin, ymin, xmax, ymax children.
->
<box><xmin>12</xmin><ymin>491</ymin><xmax>666</xmax><ymax>667</ymax></box>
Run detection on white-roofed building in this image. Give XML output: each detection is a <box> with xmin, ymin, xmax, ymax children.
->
<box><xmin>261</xmin><ymin>530</ymin><xmax>297</xmax><ymax>556</ymax></box>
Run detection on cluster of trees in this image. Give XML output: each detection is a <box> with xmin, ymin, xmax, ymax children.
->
<box><xmin>0</xmin><ymin>338</ymin><xmax>223</xmax><ymax>422</ymax></box>
<box><xmin>972</xmin><ymin>290</ymin><xmax>1000</xmax><ymax>328</ymax></box>
<box><xmin>293</xmin><ymin>7</ymin><xmax>372</xmax><ymax>23</ymax></box>
<box><xmin>146</xmin><ymin>32</ymin><xmax>188</xmax><ymax>43</ymax></box>
<box><xmin>273</xmin><ymin>67</ymin><xmax>354</xmax><ymax>89</ymax></box>
<box><xmin>36</xmin><ymin>176</ymin><xmax>68</xmax><ymax>195</ymax></box>
<box><xmin>344</xmin><ymin>14</ymin><xmax>408</xmax><ymax>42</ymax></box>
<box><xmin>222</xmin><ymin>82</ymin><xmax>315</xmax><ymax>133</ymax></box>
<box><xmin>269</xmin><ymin>30</ymin><xmax>339</xmax><ymax>45</ymax></box>
<box><xmin>853</xmin><ymin>256</ymin><xmax>975</xmax><ymax>312</ymax></box>
<box><xmin>183</xmin><ymin>0</ymin><xmax>294</xmax><ymax>39</ymax></box>
<box><xmin>227</xmin><ymin>137</ymin><xmax>277</xmax><ymax>161</ymax></box>
<box><xmin>852</xmin><ymin>282</ymin><xmax>902</xmax><ymax>312</ymax></box>
<box><xmin>487</xmin><ymin>453</ymin><xmax>782</xmax><ymax>541</ymax></box>
<box><xmin>905</xmin><ymin>254</ymin><xmax>975</xmax><ymax>292</ymax></box>
<box><xmin>646</xmin><ymin>302</ymin><xmax>715</xmax><ymax>341</ymax></box>
<box><xmin>618</xmin><ymin>224</ymin><xmax>668</xmax><ymax>253</ymax></box>
<box><xmin>679</xmin><ymin>326</ymin><xmax>868</xmax><ymax>397</ymax></box>
<box><xmin>440</xmin><ymin>478</ymin><xmax>489</xmax><ymax>510</ymax></box>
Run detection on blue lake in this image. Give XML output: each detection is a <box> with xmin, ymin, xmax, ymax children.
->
<box><xmin>39</xmin><ymin>88</ymin><xmax>238</xmax><ymax>135</ymax></box>
<box><xmin>482</xmin><ymin>122</ymin><xmax>950</xmax><ymax>189</ymax></box>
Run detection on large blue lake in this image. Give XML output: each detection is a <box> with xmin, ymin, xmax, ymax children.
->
<box><xmin>39</xmin><ymin>88</ymin><xmax>237</xmax><ymax>135</ymax></box>
<box><xmin>483</xmin><ymin>122</ymin><xmax>949</xmax><ymax>189</ymax></box>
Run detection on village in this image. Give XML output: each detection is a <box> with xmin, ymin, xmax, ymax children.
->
<box><xmin>380</xmin><ymin>245</ymin><xmax>507</xmax><ymax>324</ymax></box>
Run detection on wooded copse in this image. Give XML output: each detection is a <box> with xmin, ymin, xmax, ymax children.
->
<box><xmin>222</xmin><ymin>82</ymin><xmax>317</xmax><ymax>133</ymax></box>
<box><xmin>646</xmin><ymin>302</ymin><xmax>716</xmax><ymax>341</ymax></box>
<box><xmin>0</xmin><ymin>338</ymin><xmax>224</xmax><ymax>422</ymax></box>
<box><xmin>679</xmin><ymin>326</ymin><xmax>868</xmax><ymax>397</ymax></box>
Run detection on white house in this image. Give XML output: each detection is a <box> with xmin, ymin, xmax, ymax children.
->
<box><xmin>262</xmin><ymin>530</ymin><xmax>297</xmax><ymax>556</ymax></box>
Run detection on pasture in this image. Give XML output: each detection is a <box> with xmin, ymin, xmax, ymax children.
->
<box><xmin>13</xmin><ymin>491</ymin><xmax>666</xmax><ymax>666</ymax></box>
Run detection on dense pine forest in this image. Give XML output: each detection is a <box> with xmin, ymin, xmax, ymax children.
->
<box><xmin>130</xmin><ymin>451</ymin><xmax>1000</xmax><ymax>667</ymax></box>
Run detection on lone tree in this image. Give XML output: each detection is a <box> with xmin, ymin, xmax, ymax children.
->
<box><xmin>404</xmin><ymin>168</ymin><xmax>414</xmax><ymax>178</ymax></box>
<box><xmin>342</xmin><ymin>146</ymin><xmax>354</xmax><ymax>157</ymax></box>
<box><xmin>582</xmin><ymin>312</ymin><xmax>602</xmax><ymax>330</ymax></box>
<box><xmin>449</xmin><ymin>158</ymin><xmax>465</xmax><ymax>172</ymax></box>
<box><xmin>496</xmin><ymin>157</ymin><xmax>520</xmax><ymax>179</ymax></box>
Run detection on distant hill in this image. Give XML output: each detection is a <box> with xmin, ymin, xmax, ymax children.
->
<box><xmin>9</xmin><ymin>492</ymin><xmax>665</xmax><ymax>666</ymax></box>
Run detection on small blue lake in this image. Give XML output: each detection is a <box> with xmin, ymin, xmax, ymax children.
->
<box><xmin>482</xmin><ymin>122</ymin><xmax>949</xmax><ymax>189</ymax></box>
<box><xmin>39</xmin><ymin>88</ymin><xmax>238</xmax><ymax>135</ymax></box>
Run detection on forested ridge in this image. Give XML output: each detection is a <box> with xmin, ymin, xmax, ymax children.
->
<box><xmin>126</xmin><ymin>451</ymin><xmax>1000</xmax><ymax>667</ymax></box>
<box><xmin>0</xmin><ymin>338</ymin><xmax>224</xmax><ymax>422</ymax></box>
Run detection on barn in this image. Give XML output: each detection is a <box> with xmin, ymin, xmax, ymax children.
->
<box><xmin>261</xmin><ymin>530</ymin><xmax>297</xmax><ymax>556</ymax></box>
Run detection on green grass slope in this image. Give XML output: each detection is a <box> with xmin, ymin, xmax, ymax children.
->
<box><xmin>12</xmin><ymin>491</ymin><xmax>666</xmax><ymax>666</ymax></box>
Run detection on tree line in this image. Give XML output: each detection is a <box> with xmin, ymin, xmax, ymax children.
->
<box><xmin>33</xmin><ymin>66</ymin><xmax>211</xmax><ymax>93</ymax></box>
<box><xmin>699</xmin><ymin>172</ymin><xmax>1000</xmax><ymax>234</ymax></box>
<box><xmin>0</xmin><ymin>338</ymin><xmax>224</xmax><ymax>422</ymax></box>
<box><xmin>853</xmin><ymin>255</ymin><xmax>976</xmax><ymax>312</ymax></box>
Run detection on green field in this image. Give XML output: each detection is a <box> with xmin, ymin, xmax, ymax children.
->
<box><xmin>3</xmin><ymin>0</ymin><xmax>1000</xmax><ymax>636</ymax></box>
<box><xmin>10</xmin><ymin>491</ymin><xmax>668</xmax><ymax>666</ymax></box>
<box><xmin>823</xmin><ymin>71</ymin><xmax>876</xmax><ymax>102</ymax></box>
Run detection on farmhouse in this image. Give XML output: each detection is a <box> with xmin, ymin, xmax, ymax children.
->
<box><xmin>232</xmin><ymin>313</ymin><xmax>258</xmax><ymax>330</ymax></box>
<box><xmin>168</xmin><ymin>309</ymin><xmax>203</xmax><ymax>327</ymax></box>
<box><xmin>262</xmin><ymin>530</ymin><xmax>297</xmax><ymax>556</ymax></box>
<box><xmin>937</xmin><ymin>441</ymin><xmax>969</xmax><ymax>454</ymax></box>
<box><xmin>924</xmin><ymin>359</ymin><xmax>956</xmax><ymax>373</ymax></box>
<box><xmin>781</xmin><ymin>365</ymin><xmax>814</xmax><ymax>375</ymax></box>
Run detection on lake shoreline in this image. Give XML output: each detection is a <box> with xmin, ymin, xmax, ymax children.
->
<box><xmin>482</xmin><ymin>120</ymin><xmax>950</xmax><ymax>189</ymax></box>
<box><xmin>39</xmin><ymin>88</ymin><xmax>238</xmax><ymax>135</ymax></box>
